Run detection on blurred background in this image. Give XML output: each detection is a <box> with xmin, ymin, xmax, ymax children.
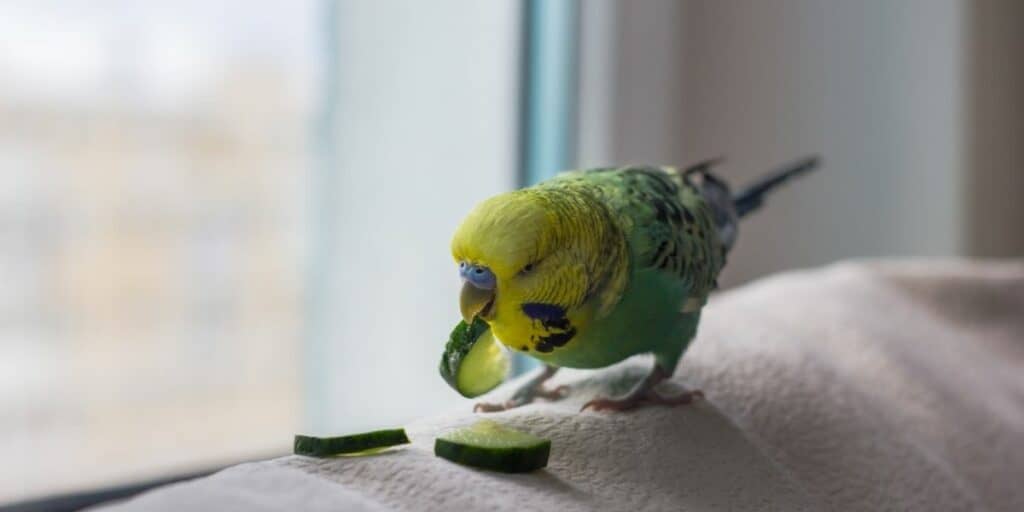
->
<box><xmin>2</xmin><ymin>0</ymin><xmax>1021</xmax><ymax>506</ymax></box>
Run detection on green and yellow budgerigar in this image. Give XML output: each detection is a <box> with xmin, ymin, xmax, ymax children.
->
<box><xmin>451</xmin><ymin>157</ymin><xmax>819</xmax><ymax>412</ymax></box>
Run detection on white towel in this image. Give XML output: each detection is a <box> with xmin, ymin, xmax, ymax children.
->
<box><xmin>96</xmin><ymin>260</ymin><xmax>1024</xmax><ymax>511</ymax></box>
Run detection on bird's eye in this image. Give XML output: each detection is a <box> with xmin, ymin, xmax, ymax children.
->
<box><xmin>521</xmin><ymin>263</ymin><xmax>535</xmax><ymax>274</ymax></box>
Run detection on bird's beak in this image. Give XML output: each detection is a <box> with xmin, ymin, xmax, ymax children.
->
<box><xmin>460</xmin><ymin>280</ymin><xmax>495</xmax><ymax>323</ymax></box>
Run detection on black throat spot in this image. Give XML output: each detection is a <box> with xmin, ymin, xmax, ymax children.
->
<box><xmin>534</xmin><ymin>327</ymin><xmax>577</xmax><ymax>353</ymax></box>
<box><xmin>522</xmin><ymin>303</ymin><xmax>569</xmax><ymax>330</ymax></box>
<box><xmin>522</xmin><ymin>302</ymin><xmax>576</xmax><ymax>352</ymax></box>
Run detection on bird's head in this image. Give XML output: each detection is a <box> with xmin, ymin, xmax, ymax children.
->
<box><xmin>450</xmin><ymin>188</ymin><xmax>628</xmax><ymax>352</ymax></box>
<box><xmin>451</xmin><ymin>190</ymin><xmax>563</xmax><ymax>323</ymax></box>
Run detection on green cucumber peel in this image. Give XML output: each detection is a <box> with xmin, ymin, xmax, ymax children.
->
<box><xmin>434</xmin><ymin>420</ymin><xmax>550</xmax><ymax>473</ymax></box>
<box><xmin>439</xmin><ymin>318</ymin><xmax>510</xmax><ymax>398</ymax></box>
<box><xmin>293</xmin><ymin>428</ymin><xmax>410</xmax><ymax>457</ymax></box>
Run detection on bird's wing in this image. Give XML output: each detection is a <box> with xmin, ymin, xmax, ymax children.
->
<box><xmin>579</xmin><ymin>166</ymin><xmax>725</xmax><ymax>308</ymax></box>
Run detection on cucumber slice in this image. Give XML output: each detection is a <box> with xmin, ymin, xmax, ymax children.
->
<box><xmin>294</xmin><ymin>428</ymin><xmax>410</xmax><ymax>457</ymax></box>
<box><xmin>439</xmin><ymin>318</ymin><xmax>510</xmax><ymax>398</ymax></box>
<box><xmin>434</xmin><ymin>420</ymin><xmax>550</xmax><ymax>473</ymax></box>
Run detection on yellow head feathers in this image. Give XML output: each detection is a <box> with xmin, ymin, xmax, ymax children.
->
<box><xmin>451</xmin><ymin>191</ymin><xmax>553</xmax><ymax>280</ymax></box>
<box><xmin>451</xmin><ymin>186</ymin><xmax>629</xmax><ymax>327</ymax></box>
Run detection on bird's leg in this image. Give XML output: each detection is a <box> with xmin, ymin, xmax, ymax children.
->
<box><xmin>474</xmin><ymin>365</ymin><xmax>567</xmax><ymax>413</ymax></box>
<box><xmin>581</xmin><ymin>363</ymin><xmax>703</xmax><ymax>412</ymax></box>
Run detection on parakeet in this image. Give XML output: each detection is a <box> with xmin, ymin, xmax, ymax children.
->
<box><xmin>451</xmin><ymin>157</ymin><xmax>819</xmax><ymax>412</ymax></box>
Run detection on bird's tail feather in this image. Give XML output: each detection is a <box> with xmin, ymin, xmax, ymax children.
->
<box><xmin>732</xmin><ymin>156</ymin><xmax>820</xmax><ymax>218</ymax></box>
<box><xmin>686</xmin><ymin>155</ymin><xmax>820</xmax><ymax>252</ymax></box>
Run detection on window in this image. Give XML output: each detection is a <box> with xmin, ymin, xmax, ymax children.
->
<box><xmin>307</xmin><ymin>0</ymin><xmax>520</xmax><ymax>431</ymax></box>
<box><xmin>1</xmin><ymin>0</ymin><xmax>305</xmax><ymax>501</ymax></box>
<box><xmin>2</xmin><ymin>0</ymin><xmax>542</xmax><ymax>503</ymax></box>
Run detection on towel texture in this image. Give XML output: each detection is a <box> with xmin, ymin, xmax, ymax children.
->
<box><xmin>97</xmin><ymin>260</ymin><xmax>1024</xmax><ymax>511</ymax></box>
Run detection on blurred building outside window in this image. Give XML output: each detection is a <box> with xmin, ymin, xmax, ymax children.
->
<box><xmin>0</xmin><ymin>1</ymin><xmax>314</xmax><ymax>501</ymax></box>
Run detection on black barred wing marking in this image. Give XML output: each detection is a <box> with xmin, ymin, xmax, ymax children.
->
<box><xmin>584</xmin><ymin>165</ymin><xmax>723</xmax><ymax>298</ymax></box>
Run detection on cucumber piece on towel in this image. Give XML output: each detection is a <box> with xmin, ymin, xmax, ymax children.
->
<box><xmin>294</xmin><ymin>428</ymin><xmax>409</xmax><ymax>456</ymax></box>
<box><xmin>440</xmin><ymin>318</ymin><xmax>510</xmax><ymax>398</ymax></box>
<box><xmin>434</xmin><ymin>420</ymin><xmax>550</xmax><ymax>473</ymax></box>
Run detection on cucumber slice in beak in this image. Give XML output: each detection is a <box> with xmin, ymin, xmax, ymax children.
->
<box><xmin>439</xmin><ymin>317</ymin><xmax>510</xmax><ymax>398</ymax></box>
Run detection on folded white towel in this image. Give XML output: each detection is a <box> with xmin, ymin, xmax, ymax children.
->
<box><xmin>97</xmin><ymin>260</ymin><xmax>1024</xmax><ymax>512</ymax></box>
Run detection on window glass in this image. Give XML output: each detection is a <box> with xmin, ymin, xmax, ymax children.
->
<box><xmin>0</xmin><ymin>0</ymin><xmax>314</xmax><ymax>501</ymax></box>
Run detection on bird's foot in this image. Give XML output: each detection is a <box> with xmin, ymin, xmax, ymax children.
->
<box><xmin>580</xmin><ymin>388</ymin><xmax>703</xmax><ymax>412</ymax></box>
<box><xmin>474</xmin><ymin>384</ymin><xmax>569</xmax><ymax>413</ymax></box>
<box><xmin>475</xmin><ymin>385</ymin><xmax>573</xmax><ymax>411</ymax></box>
<box><xmin>529</xmin><ymin>384</ymin><xmax>571</xmax><ymax>401</ymax></box>
<box><xmin>580</xmin><ymin>363</ymin><xmax>703</xmax><ymax>413</ymax></box>
<box><xmin>474</xmin><ymin>365</ymin><xmax>566</xmax><ymax>413</ymax></box>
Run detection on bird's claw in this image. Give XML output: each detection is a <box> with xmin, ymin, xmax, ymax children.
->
<box><xmin>473</xmin><ymin>401</ymin><xmax>515</xmax><ymax>413</ymax></box>
<box><xmin>580</xmin><ymin>388</ymin><xmax>703</xmax><ymax>413</ymax></box>
<box><xmin>474</xmin><ymin>384</ymin><xmax>570</xmax><ymax>413</ymax></box>
<box><xmin>580</xmin><ymin>398</ymin><xmax>634</xmax><ymax>413</ymax></box>
<box><xmin>531</xmin><ymin>384</ymin><xmax>570</xmax><ymax>401</ymax></box>
<box><xmin>655</xmin><ymin>388</ymin><xmax>703</xmax><ymax>405</ymax></box>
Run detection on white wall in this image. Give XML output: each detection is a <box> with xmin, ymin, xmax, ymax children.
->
<box><xmin>579</xmin><ymin>0</ymin><xmax>972</xmax><ymax>286</ymax></box>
